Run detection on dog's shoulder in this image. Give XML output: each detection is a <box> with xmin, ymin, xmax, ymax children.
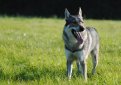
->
<box><xmin>86</xmin><ymin>27</ymin><xmax>99</xmax><ymax>36</ymax></box>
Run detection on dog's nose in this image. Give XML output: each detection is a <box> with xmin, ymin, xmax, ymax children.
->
<box><xmin>79</xmin><ymin>26</ymin><xmax>84</xmax><ymax>32</ymax></box>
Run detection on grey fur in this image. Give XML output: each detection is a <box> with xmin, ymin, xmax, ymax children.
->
<box><xmin>63</xmin><ymin>8</ymin><xmax>99</xmax><ymax>81</ymax></box>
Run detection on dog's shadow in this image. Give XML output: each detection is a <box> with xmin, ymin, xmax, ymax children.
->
<box><xmin>40</xmin><ymin>67</ymin><xmax>99</xmax><ymax>80</ymax></box>
<box><xmin>40</xmin><ymin>67</ymin><xmax>67</xmax><ymax>79</ymax></box>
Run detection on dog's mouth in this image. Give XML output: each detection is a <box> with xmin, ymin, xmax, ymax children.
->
<box><xmin>71</xmin><ymin>29</ymin><xmax>83</xmax><ymax>44</ymax></box>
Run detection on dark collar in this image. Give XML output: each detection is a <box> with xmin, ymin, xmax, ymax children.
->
<box><xmin>65</xmin><ymin>45</ymin><xmax>84</xmax><ymax>53</ymax></box>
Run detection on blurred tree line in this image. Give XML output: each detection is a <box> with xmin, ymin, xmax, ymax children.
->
<box><xmin>0</xmin><ymin>0</ymin><xmax>121</xmax><ymax>19</ymax></box>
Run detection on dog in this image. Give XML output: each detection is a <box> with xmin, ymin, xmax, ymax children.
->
<box><xmin>62</xmin><ymin>8</ymin><xmax>99</xmax><ymax>81</ymax></box>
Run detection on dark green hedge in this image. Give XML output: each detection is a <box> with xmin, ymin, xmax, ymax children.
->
<box><xmin>0</xmin><ymin>0</ymin><xmax>121</xmax><ymax>19</ymax></box>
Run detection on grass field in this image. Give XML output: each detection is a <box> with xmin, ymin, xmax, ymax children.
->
<box><xmin>0</xmin><ymin>16</ymin><xmax>121</xmax><ymax>85</ymax></box>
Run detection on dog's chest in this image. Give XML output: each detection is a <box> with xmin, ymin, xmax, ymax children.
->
<box><xmin>65</xmin><ymin>49</ymin><xmax>85</xmax><ymax>61</ymax></box>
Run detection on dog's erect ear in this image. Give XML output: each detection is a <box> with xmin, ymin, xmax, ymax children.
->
<box><xmin>78</xmin><ymin>7</ymin><xmax>84</xmax><ymax>22</ymax></box>
<box><xmin>79</xmin><ymin>7</ymin><xmax>82</xmax><ymax>17</ymax></box>
<box><xmin>65</xmin><ymin>8</ymin><xmax>70</xmax><ymax>20</ymax></box>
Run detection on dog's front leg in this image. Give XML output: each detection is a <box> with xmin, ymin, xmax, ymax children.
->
<box><xmin>80</xmin><ymin>60</ymin><xmax>87</xmax><ymax>81</ymax></box>
<box><xmin>67</xmin><ymin>59</ymin><xmax>73</xmax><ymax>80</ymax></box>
<box><xmin>76</xmin><ymin>61</ymin><xmax>81</xmax><ymax>73</ymax></box>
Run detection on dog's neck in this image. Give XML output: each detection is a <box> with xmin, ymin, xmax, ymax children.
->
<box><xmin>65</xmin><ymin>44</ymin><xmax>84</xmax><ymax>53</ymax></box>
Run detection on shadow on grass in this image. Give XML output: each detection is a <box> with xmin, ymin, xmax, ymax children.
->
<box><xmin>0</xmin><ymin>65</ymin><xmax>66</xmax><ymax>81</ymax></box>
<box><xmin>0</xmin><ymin>67</ymin><xmax>5</xmax><ymax>80</ymax></box>
<box><xmin>0</xmin><ymin>64</ymin><xmax>100</xmax><ymax>81</ymax></box>
<box><xmin>40</xmin><ymin>67</ymin><xmax>66</xmax><ymax>80</ymax></box>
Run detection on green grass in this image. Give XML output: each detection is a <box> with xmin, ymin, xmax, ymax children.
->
<box><xmin>0</xmin><ymin>16</ymin><xmax>121</xmax><ymax>85</ymax></box>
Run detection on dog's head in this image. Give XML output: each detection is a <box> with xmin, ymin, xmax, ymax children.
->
<box><xmin>64</xmin><ymin>8</ymin><xmax>87</xmax><ymax>45</ymax></box>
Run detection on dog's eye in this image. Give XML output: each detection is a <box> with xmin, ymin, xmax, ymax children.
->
<box><xmin>66</xmin><ymin>19</ymin><xmax>79</xmax><ymax>26</ymax></box>
<box><xmin>66</xmin><ymin>20</ymin><xmax>71</xmax><ymax>24</ymax></box>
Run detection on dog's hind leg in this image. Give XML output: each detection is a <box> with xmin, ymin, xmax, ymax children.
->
<box><xmin>91</xmin><ymin>44</ymin><xmax>99</xmax><ymax>75</ymax></box>
<box><xmin>67</xmin><ymin>59</ymin><xmax>73</xmax><ymax>80</ymax></box>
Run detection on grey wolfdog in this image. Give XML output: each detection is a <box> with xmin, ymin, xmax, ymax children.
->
<box><xmin>62</xmin><ymin>8</ymin><xmax>99</xmax><ymax>81</ymax></box>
